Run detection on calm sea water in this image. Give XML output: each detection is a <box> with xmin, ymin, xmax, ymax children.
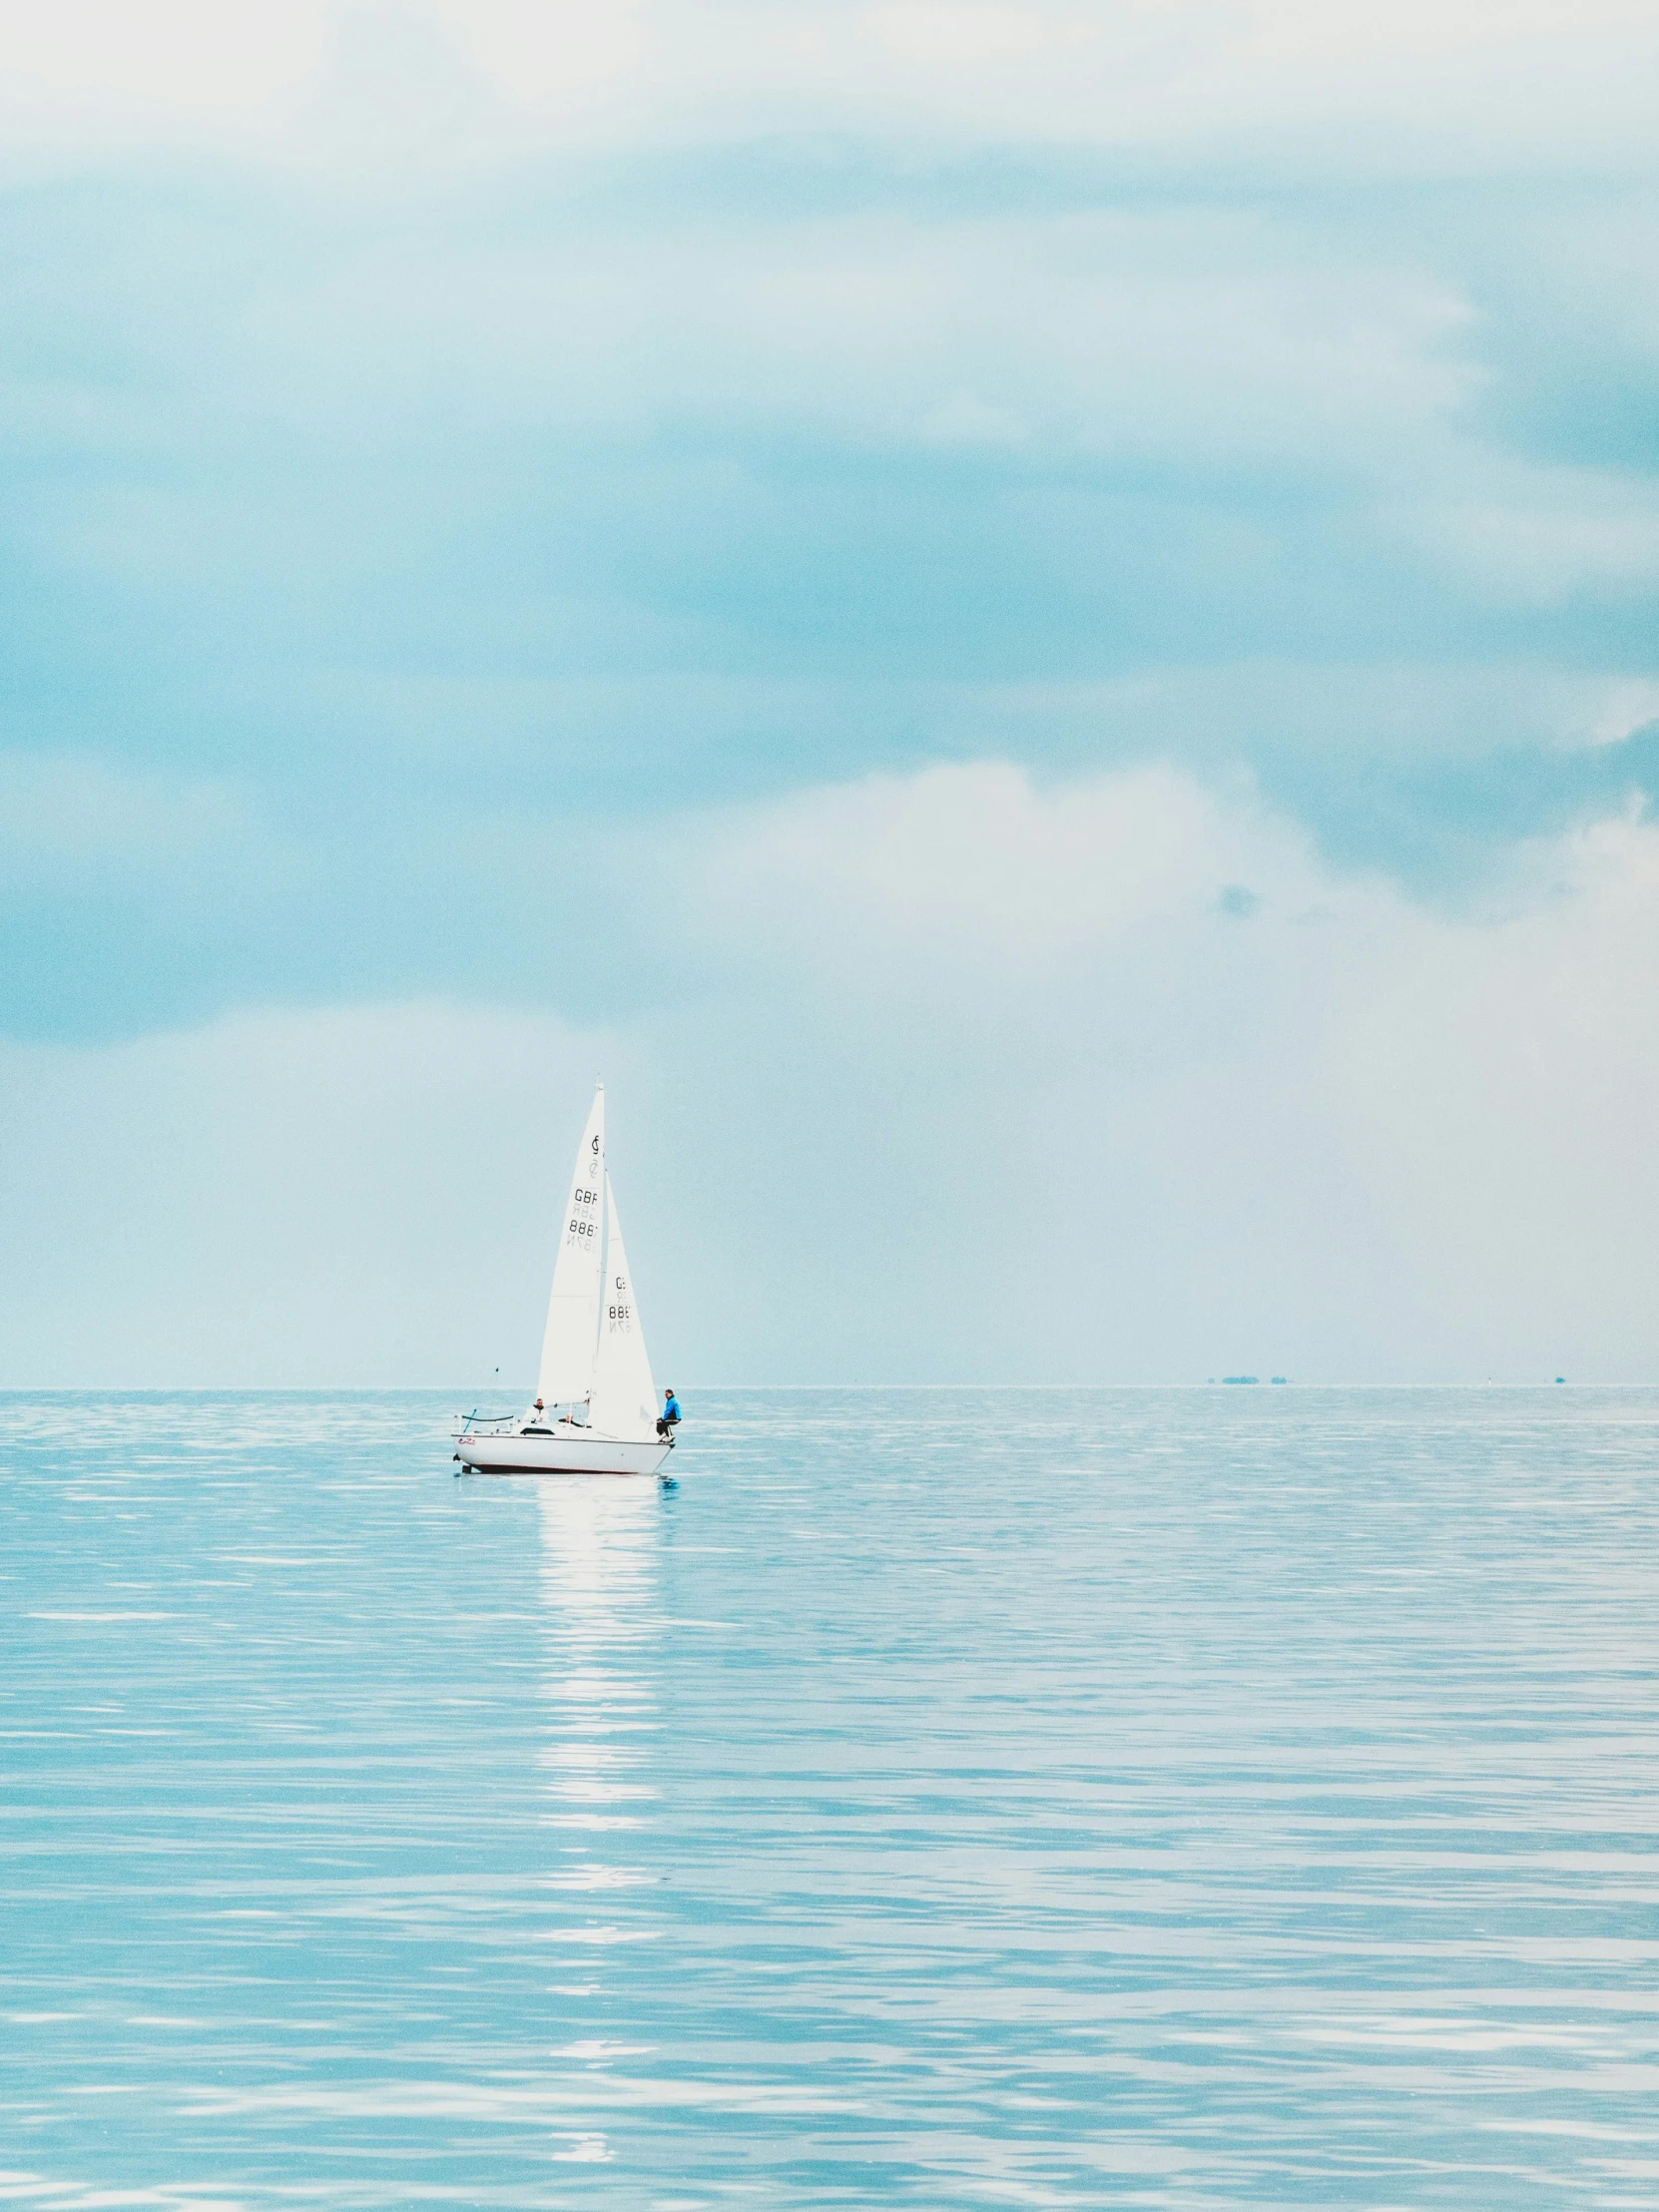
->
<box><xmin>3</xmin><ymin>1386</ymin><xmax>1657</xmax><ymax>2208</ymax></box>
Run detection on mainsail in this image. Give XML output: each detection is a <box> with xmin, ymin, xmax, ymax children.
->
<box><xmin>537</xmin><ymin>1085</ymin><xmax>606</xmax><ymax>1406</ymax></box>
<box><xmin>588</xmin><ymin>1174</ymin><xmax>659</xmax><ymax>1440</ymax></box>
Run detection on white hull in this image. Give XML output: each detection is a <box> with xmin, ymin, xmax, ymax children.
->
<box><xmin>453</xmin><ymin>1423</ymin><xmax>672</xmax><ymax>1477</ymax></box>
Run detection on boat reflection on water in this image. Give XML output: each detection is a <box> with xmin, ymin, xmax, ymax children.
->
<box><xmin>534</xmin><ymin>1477</ymin><xmax>664</xmax><ymax>1965</ymax></box>
<box><xmin>501</xmin><ymin>1479</ymin><xmax>671</xmax><ymax>2168</ymax></box>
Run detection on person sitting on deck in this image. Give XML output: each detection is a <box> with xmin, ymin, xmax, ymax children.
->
<box><xmin>656</xmin><ymin>1388</ymin><xmax>681</xmax><ymax>1441</ymax></box>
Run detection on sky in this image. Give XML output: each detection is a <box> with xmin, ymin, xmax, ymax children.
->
<box><xmin>4</xmin><ymin>0</ymin><xmax>1659</xmax><ymax>1384</ymax></box>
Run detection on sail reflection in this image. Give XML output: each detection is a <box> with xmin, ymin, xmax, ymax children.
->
<box><xmin>535</xmin><ymin>1481</ymin><xmax>662</xmax><ymax>1837</ymax></box>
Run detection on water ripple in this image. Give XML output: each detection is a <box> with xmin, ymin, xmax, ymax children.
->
<box><xmin>2</xmin><ymin>1386</ymin><xmax>1657</xmax><ymax>2205</ymax></box>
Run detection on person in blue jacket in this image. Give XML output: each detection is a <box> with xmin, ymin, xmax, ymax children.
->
<box><xmin>656</xmin><ymin>1388</ymin><xmax>681</xmax><ymax>1441</ymax></box>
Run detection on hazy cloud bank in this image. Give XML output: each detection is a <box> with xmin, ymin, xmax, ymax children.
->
<box><xmin>7</xmin><ymin>762</ymin><xmax>1656</xmax><ymax>1383</ymax></box>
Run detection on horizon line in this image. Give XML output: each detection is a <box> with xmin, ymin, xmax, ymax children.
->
<box><xmin>0</xmin><ymin>1379</ymin><xmax>1623</xmax><ymax>1393</ymax></box>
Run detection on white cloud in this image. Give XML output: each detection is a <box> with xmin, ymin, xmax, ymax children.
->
<box><xmin>1411</xmin><ymin>462</ymin><xmax>1659</xmax><ymax>606</ymax></box>
<box><xmin>219</xmin><ymin>204</ymin><xmax>1478</xmax><ymax>484</ymax></box>
<box><xmin>1587</xmin><ymin>681</ymin><xmax>1659</xmax><ymax>748</ymax></box>
<box><xmin>686</xmin><ymin>759</ymin><xmax>1324</xmax><ymax>977</ymax></box>
<box><xmin>0</xmin><ymin>0</ymin><xmax>333</xmax><ymax>172</ymax></box>
<box><xmin>2</xmin><ymin>0</ymin><xmax>1656</xmax><ymax>179</ymax></box>
<box><xmin>378</xmin><ymin>0</ymin><xmax>1659</xmax><ymax>172</ymax></box>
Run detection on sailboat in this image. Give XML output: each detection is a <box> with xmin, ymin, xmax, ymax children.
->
<box><xmin>452</xmin><ymin>1085</ymin><xmax>674</xmax><ymax>1476</ymax></box>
